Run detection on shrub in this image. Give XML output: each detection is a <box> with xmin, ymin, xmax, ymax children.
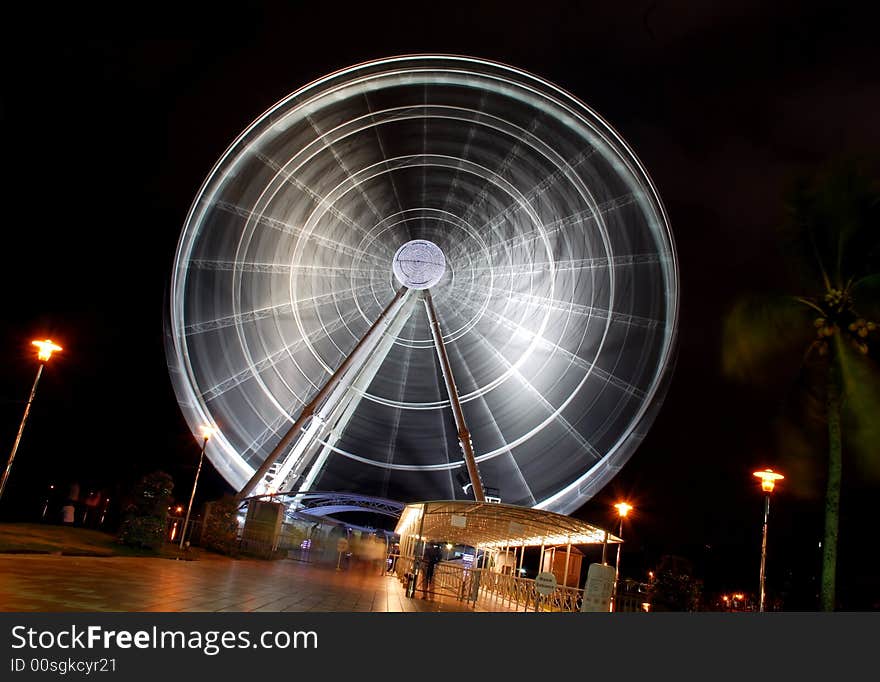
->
<box><xmin>118</xmin><ymin>471</ymin><xmax>174</xmax><ymax>550</ymax></box>
<box><xmin>200</xmin><ymin>495</ymin><xmax>241</xmax><ymax>557</ymax></box>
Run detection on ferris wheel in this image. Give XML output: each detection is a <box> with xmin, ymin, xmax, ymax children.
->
<box><xmin>165</xmin><ymin>55</ymin><xmax>679</xmax><ymax>515</ymax></box>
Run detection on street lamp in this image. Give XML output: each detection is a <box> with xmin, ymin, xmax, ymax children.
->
<box><xmin>180</xmin><ymin>425</ymin><xmax>216</xmax><ymax>550</ymax></box>
<box><xmin>612</xmin><ymin>501</ymin><xmax>633</xmax><ymax>611</ymax></box>
<box><xmin>0</xmin><ymin>340</ymin><xmax>63</xmax><ymax>502</ymax></box>
<box><xmin>41</xmin><ymin>484</ymin><xmax>55</xmax><ymax>520</ymax></box>
<box><xmin>753</xmin><ymin>468</ymin><xmax>784</xmax><ymax>612</ymax></box>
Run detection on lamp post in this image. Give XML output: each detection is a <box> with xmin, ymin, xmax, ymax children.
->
<box><xmin>612</xmin><ymin>501</ymin><xmax>633</xmax><ymax>611</ymax></box>
<box><xmin>1</xmin><ymin>340</ymin><xmax>63</xmax><ymax>502</ymax></box>
<box><xmin>41</xmin><ymin>484</ymin><xmax>55</xmax><ymax>520</ymax></box>
<box><xmin>753</xmin><ymin>468</ymin><xmax>784</xmax><ymax>612</ymax></box>
<box><xmin>180</xmin><ymin>426</ymin><xmax>215</xmax><ymax>550</ymax></box>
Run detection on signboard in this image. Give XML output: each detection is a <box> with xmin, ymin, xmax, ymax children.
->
<box><xmin>336</xmin><ymin>538</ymin><xmax>349</xmax><ymax>553</ymax></box>
<box><xmin>580</xmin><ymin>563</ymin><xmax>616</xmax><ymax>612</ymax></box>
<box><xmin>535</xmin><ymin>571</ymin><xmax>557</xmax><ymax>596</ymax></box>
<box><xmin>451</xmin><ymin>515</ymin><xmax>467</xmax><ymax>528</ymax></box>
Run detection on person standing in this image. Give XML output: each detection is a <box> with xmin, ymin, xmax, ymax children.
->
<box><xmin>422</xmin><ymin>544</ymin><xmax>442</xmax><ymax>599</ymax></box>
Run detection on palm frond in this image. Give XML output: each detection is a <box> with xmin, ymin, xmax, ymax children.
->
<box><xmin>780</xmin><ymin>159</ymin><xmax>880</xmax><ymax>289</ymax></box>
<box><xmin>852</xmin><ymin>273</ymin><xmax>880</xmax><ymax>320</ymax></box>
<box><xmin>722</xmin><ymin>294</ymin><xmax>815</xmax><ymax>385</ymax></box>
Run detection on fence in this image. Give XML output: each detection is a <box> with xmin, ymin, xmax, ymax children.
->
<box><xmin>393</xmin><ymin>554</ymin><xmax>585</xmax><ymax>612</ymax></box>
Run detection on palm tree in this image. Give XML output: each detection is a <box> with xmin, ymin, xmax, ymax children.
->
<box><xmin>723</xmin><ymin>161</ymin><xmax>880</xmax><ymax>611</ymax></box>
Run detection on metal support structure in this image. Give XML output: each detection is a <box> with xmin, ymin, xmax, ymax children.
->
<box><xmin>423</xmin><ymin>290</ymin><xmax>485</xmax><ymax>502</ymax></box>
<box><xmin>612</xmin><ymin>517</ymin><xmax>624</xmax><ymax>611</ymax></box>
<box><xmin>601</xmin><ymin>529</ymin><xmax>609</xmax><ymax>565</ymax></box>
<box><xmin>287</xmin><ymin>290</ymin><xmax>418</xmax><ymax>494</ymax></box>
<box><xmin>180</xmin><ymin>435</ymin><xmax>209</xmax><ymax>550</ymax></box>
<box><xmin>563</xmin><ymin>539</ymin><xmax>572</xmax><ymax>589</ymax></box>
<box><xmin>237</xmin><ymin>286</ymin><xmax>411</xmax><ymax>500</ymax></box>
<box><xmin>0</xmin><ymin>364</ymin><xmax>44</xmax><ymax>501</ymax></box>
<box><xmin>759</xmin><ymin>493</ymin><xmax>770</xmax><ymax>612</ymax></box>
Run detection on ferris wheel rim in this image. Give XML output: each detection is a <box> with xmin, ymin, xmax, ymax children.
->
<box><xmin>166</xmin><ymin>54</ymin><xmax>680</xmax><ymax>514</ymax></box>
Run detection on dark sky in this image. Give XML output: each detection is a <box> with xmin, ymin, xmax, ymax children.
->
<box><xmin>2</xmin><ymin>3</ymin><xmax>879</xmax><ymax>607</ymax></box>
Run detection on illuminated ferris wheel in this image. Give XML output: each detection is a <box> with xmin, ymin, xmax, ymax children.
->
<box><xmin>165</xmin><ymin>55</ymin><xmax>679</xmax><ymax>515</ymax></box>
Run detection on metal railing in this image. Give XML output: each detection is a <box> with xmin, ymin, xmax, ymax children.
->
<box><xmin>393</xmin><ymin>555</ymin><xmax>585</xmax><ymax>612</ymax></box>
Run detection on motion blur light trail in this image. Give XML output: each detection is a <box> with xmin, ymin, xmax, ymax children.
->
<box><xmin>165</xmin><ymin>55</ymin><xmax>679</xmax><ymax>514</ymax></box>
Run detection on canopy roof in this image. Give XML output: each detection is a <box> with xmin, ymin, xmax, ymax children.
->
<box><xmin>394</xmin><ymin>501</ymin><xmax>621</xmax><ymax>549</ymax></box>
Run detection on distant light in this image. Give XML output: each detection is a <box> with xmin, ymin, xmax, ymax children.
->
<box><xmin>753</xmin><ymin>469</ymin><xmax>784</xmax><ymax>493</ymax></box>
<box><xmin>32</xmin><ymin>339</ymin><xmax>62</xmax><ymax>362</ymax></box>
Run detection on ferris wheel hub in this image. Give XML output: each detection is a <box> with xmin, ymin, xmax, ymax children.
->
<box><xmin>392</xmin><ymin>239</ymin><xmax>447</xmax><ymax>289</ymax></box>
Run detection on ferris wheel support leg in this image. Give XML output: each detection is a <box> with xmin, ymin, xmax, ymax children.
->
<box><xmin>423</xmin><ymin>290</ymin><xmax>486</xmax><ymax>502</ymax></box>
<box><xmin>236</xmin><ymin>286</ymin><xmax>412</xmax><ymax>501</ymax></box>
<box><xmin>286</xmin><ymin>290</ymin><xmax>419</xmax><ymax>494</ymax></box>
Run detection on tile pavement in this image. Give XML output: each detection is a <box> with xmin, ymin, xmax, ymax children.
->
<box><xmin>0</xmin><ymin>554</ymin><xmax>519</xmax><ymax>612</ymax></box>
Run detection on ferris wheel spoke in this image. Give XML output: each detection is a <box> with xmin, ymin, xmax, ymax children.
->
<box><xmin>428</xmin><ymin>345</ymin><xmax>461</xmax><ymax>499</ymax></box>
<box><xmin>444</xmin><ymin>331</ymin><xmax>537</xmax><ymax>506</ymax></box>
<box><xmin>199</xmin><ymin>307</ymin><xmax>365</xmax><ymax>402</ymax></box>
<box><xmin>240</xmin><ymin>405</ymin><xmax>303</xmax><ymax>465</ymax></box>
<box><xmin>457</xmin><ymin>115</ymin><xmax>545</xmax><ymax>229</ymax></box>
<box><xmin>363</xmin><ymin>93</ymin><xmax>406</xmax><ymax>220</ymax></box>
<box><xmin>444</xmin><ymin>305</ymin><xmax>603</xmax><ymax>460</ymax></box>
<box><xmin>188</xmin><ymin>258</ymin><xmax>375</xmax><ymax>280</ymax></box>
<box><xmin>304</xmin><ymin>113</ymin><xmax>390</xmax><ymax>232</ymax></box>
<box><xmin>468</xmin><ymin>252</ymin><xmax>668</xmax><ymax>278</ymax></box>
<box><xmin>213</xmin><ymin>200</ymin><xmax>388</xmax><ymax>267</ymax></box>
<box><xmin>448</xmin><ymin>290</ymin><xmax>648</xmax><ymax>401</ymax></box>
<box><xmin>467</xmin><ymin>282</ymin><xmax>664</xmax><ymax>331</ymax></box>
<box><xmin>379</xmin><ymin>309</ymin><xmax>418</xmax><ymax>496</ymax></box>
<box><xmin>439</xmin><ymin>91</ymin><xmax>489</xmax><ymax>215</ymax></box>
<box><xmin>184</xmin><ymin>284</ymin><xmax>374</xmax><ymax>336</ymax></box>
<box><xmin>454</xmin><ymin>192</ymin><xmax>639</xmax><ymax>266</ymax></box>
<box><xmin>445</xmin><ymin>147</ymin><xmax>599</xmax><ymax>262</ymax></box>
<box><xmin>255</xmin><ymin>151</ymin><xmax>395</xmax><ymax>259</ymax></box>
<box><xmin>184</xmin><ymin>303</ymin><xmax>291</xmax><ymax>335</ymax></box>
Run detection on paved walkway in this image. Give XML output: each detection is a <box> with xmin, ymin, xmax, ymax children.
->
<box><xmin>0</xmin><ymin>554</ymin><xmax>519</xmax><ymax>612</ymax></box>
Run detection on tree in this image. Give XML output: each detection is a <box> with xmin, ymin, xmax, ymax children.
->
<box><xmin>723</xmin><ymin>161</ymin><xmax>880</xmax><ymax>610</ymax></box>
<box><xmin>200</xmin><ymin>495</ymin><xmax>241</xmax><ymax>556</ymax></box>
<box><xmin>648</xmin><ymin>555</ymin><xmax>702</xmax><ymax>612</ymax></box>
<box><xmin>117</xmin><ymin>471</ymin><xmax>174</xmax><ymax>550</ymax></box>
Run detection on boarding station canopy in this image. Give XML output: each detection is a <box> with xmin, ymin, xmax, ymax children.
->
<box><xmin>394</xmin><ymin>500</ymin><xmax>621</xmax><ymax>550</ymax></box>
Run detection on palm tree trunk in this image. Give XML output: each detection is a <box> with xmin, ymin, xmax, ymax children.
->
<box><xmin>821</xmin><ymin>356</ymin><xmax>842</xmax><ymax>611</ymax></box>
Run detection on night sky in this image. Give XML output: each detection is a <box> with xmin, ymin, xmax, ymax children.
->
<box><xmin>2</xmin><ymin>3</ymin><xmax>879</xmax><ymax>608</ymax></box>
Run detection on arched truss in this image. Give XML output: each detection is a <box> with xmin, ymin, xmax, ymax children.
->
<box><xmin>243</xmin><ymin>491</ymin><xmax>405</xmax><ymax>520</ymax></box>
